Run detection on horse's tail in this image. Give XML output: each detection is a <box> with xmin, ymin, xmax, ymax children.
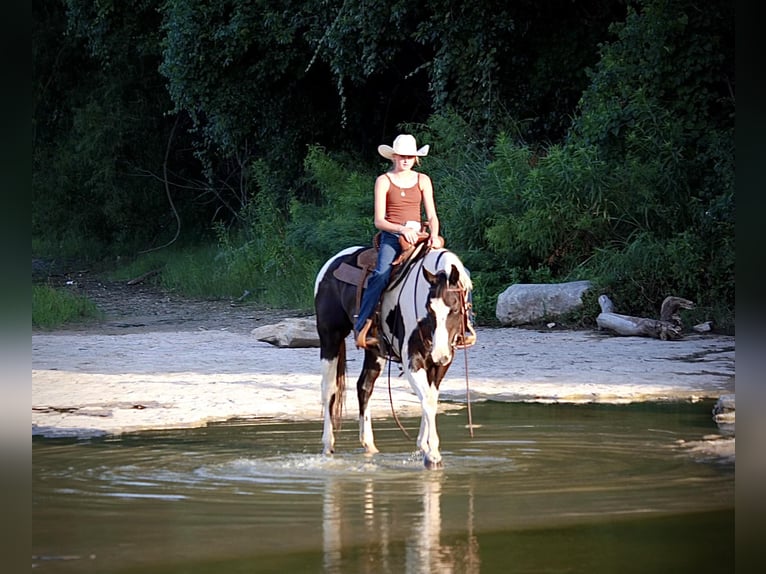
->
<box><xmin>332</xmin><ymin>340</ymin><xmax>346</xmax><ymax>431</ymax></box>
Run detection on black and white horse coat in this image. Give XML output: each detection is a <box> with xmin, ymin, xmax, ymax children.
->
<box><xmin>314</xmin><ymin>245</ymin><xmax>473</xmax><ymax>468</ymax></box>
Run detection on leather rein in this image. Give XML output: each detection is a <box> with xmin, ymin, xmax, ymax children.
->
<box><xmin>384</xmin><ymin>248</ymin><xmax>476</xmax><ymax>438</ymax></box>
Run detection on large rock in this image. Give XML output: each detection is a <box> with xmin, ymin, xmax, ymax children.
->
<box><xmin>712</xmin><ymin>393</ymin><xmax>735</xmax><ymax>423</ymax></box>
<box><xmin>496</xmin><ymin>280</ymin><xmax>592</xmax><ymax>326</ymax></box>
<box><xmin>251</xmin><ymin>317</ymin><xmax>320</xmax><ymax>348</ymax></box>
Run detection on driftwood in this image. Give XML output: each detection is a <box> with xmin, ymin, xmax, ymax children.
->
<box><xmin>596</xmin><ymin>295</ymin><xmax>695</xmax><ymax>340</ymax></box>
<box><xmin>126</xmin><ymin>268</ymin><xmax>161</xmax><ymax>286</ymax></box>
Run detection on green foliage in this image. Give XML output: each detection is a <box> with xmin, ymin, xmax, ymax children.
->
<box><xmin>570</xmin><ymin>0</ymin><xmax>734</xmax><ymax>214</ymax></box>
<box><xmin>32</xmin><ymin>0</ymin><xmax>735</xmax><ymax>331</ymax></box>
<box><xmin>102</xmin><ymin>251</ymin><xmax>170</xmax><ymax>283</ymax></box>
<box><xmin>109</xmin><ymin>242</ymin><xmax>315</xmax><ymax>311</ymax></box>
<box><xmin>564</xmin><ymin>0</ymin><xmax>734</xmax><ymax>327</ymax></box>
<box><xmin>34</xmin><ymin>94</ymin><xmax>166</xmax><ymax>253</ymax></box>
<box><xmin>288</xmin><ymin>146</ymin><xmax>377</xmax><ymax>260</ymax></box>
<box><xmin>586</xmin><ymin>232</ymin><xmax>700</xmax><ymax>312</ymax></box>
<box><xmin>158</xmin><ymin>245</ymin><xmax>242</xmax><ymax>299</ymax></box>
<box><xmin>414</xmin><ymin>112</ymin><xmax>496</xmax><ymax>252</ymax></box>
<box><xmin>33</xmin><ymin>0</ymin><xmax>635</xmax><ymax>256</ymax></box>
<box><xmin>159</xmin><ymin>0</ymin><xmax>330</xmax><ymax>177</ymax></box>
<box><xmin>32</xmin><ymin>285</ymin><xmax>103</xmax><ymax>329</ymax></box>
<box><xmin>193</xmin><ymin>160</ymin><xmax>322</xmax><ymax>309</ymax></box>
<box><xmin>420</xmin><ymin>0</ymin><xmax>733</xmax><ymax>330</ymax></box>
<box><xmin>155</xmin><ymin>0</ymin><xmax>626</xmax><ymax>171</ymax></box>
<box><xmin>573</xmin><ymin>0</ymin><xmax>733</xmax><ymax>148</ymax></box>
<box><xmin>33</xmin><ymin>0</ymin><xmax>206</xmax><ymax>255</ymax></box>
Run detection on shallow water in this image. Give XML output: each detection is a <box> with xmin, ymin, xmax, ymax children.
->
<box><xmin>32</xmin><ymin>401</ymin><xmax>734</xmax><ymax>573</ymax></box>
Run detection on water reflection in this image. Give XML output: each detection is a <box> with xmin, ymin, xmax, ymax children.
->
<box><xmin>406</xmin><ymin>472</ymin><xmax>480</xmax><ymax>574</ymax></box>
<box><xmin>321</xmin><ymin>469</ymin><xmax>481</xmax><ymax>573</ymax></box>
<box><xmin>32</xmin><ymin>402</ymin><xmax>733</xmax><ymax>573</ymax></box>
<box><xmin>406</xmin><ymin>474</ymin><xmax>446</xmax><ymax>574</ymax></box>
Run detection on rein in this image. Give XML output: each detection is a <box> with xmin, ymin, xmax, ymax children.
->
<box><xmin>434</xmin><ymin>251</ymin><xmax>475</xmax><ymax>438</ymax></box>
<box><xmin>387</xmin><ymin>357</ymin><xmax>412</xmax><ymax>440</ymax></box>
<box><xmin>383</xmin><ymin>248</ymin><xmax>476</xmax><ymax>439</ymax></box>
<box><xmin>457</xmin><ymin>288</ymin><xmax>475</xmax><ymax>437</ymax></box>
<box><xmin>385</xmin><ymin>253</ymin><xmax>426</xmax><ymax>440</ymax></box>
<box><xmin>444</xmin><ymin>282</ymin><xmax>475</xmax><ymax>438</ymax></box>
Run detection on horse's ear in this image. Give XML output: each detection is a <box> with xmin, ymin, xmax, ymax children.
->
<box><xmin>448</xmin><ymin>265</ymin><xmax>461</xmax><ymax>286</ymax></box>
<box><xmin>422</xmin><ymin>267</ymin><xmax>438</xmax><ymax>285</ymax></box>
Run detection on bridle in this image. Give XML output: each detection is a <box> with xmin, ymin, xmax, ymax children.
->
<box><xmin>385</xmin><ymin>249</ymin><xmax>474</xmax><ymax>356</ymax></box>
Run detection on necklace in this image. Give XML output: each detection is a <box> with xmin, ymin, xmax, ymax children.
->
<box><xmin>389</xmin><ymin>172</ymin><xmax>415</xmax><ymax>197</ymax></box>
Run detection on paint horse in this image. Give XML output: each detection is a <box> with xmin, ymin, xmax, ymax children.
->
<box><xmin>314</xmin><ymin>243</ymin><xmax>475</xmax><ymax>469</ymax></box>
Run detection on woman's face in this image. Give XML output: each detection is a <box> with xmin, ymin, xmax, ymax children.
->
<box><xmin>393</xmin><ymin>154</ymin><xmax>416</xmax><ymax>169</ymax></box>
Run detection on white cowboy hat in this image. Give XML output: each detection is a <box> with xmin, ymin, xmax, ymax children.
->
<box><xmin>378</xmin><ymin>134</ymin><xmax>429</xmax><ymax>160</ymax></box>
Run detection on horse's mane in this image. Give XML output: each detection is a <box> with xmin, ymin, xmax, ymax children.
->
<box><xmin>423</xmin><ymin>248</ymin><xmax>473</xmax><ymax>292</ymax></box>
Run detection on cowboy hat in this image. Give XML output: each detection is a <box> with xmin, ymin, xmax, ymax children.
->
<box><xmin>378</xmin><ymin>134</ymin><xmax>429</xmax><ymax>160</ymax></box>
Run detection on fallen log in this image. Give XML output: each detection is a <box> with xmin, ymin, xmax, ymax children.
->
<box><xmin>126</xmin><ymin>268</ymin><xmax>161</xmax><ymax>286</ymax></box>
<box><xmin>596</xmin><ymin>295</ymin><xmax>695</xmax><ymax>340</ymax></box>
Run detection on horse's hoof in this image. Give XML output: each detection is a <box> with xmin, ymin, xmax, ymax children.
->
<box><xmin>424</xmin><ymin>457</ymin><xmax>443</xmax><ymax>470</ymax></box>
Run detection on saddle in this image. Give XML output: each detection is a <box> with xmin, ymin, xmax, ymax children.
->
<box><xmin>332</xmin><ymin>228</ymin><xmax>443</xmax><ymax>320</ymax></box>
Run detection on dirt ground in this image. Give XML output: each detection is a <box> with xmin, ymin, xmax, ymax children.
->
<box><xmin>42</xmin><ymin>272</ymin><xmax>311</xmax><ymax>336</ymax></box>
<box><xmin>32</xmin><ymin>271</ymin><xmax>735</xmax><ymax>461</ymax></box>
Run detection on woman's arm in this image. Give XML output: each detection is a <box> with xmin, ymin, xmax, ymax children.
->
<box><xmin>420</xmin><ymin>174</ymin><xmax>440</xmax><ymax>243</ymax></box>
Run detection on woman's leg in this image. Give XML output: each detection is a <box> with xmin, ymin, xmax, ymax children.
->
<box><xmin>354</xmin><ymin>232</ymin><xmax>400</xmax><ymax>333</ymax></box>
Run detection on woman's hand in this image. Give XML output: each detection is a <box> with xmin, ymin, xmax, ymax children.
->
<box><xmin>429</xmin><ymin>234</ymin><xmax>444</xmax><ymax>249</ymax></box>
<box><xmin>400</xmin><ymin>226</ymin><xmax>419</xmax><ymax>244</ymax></box>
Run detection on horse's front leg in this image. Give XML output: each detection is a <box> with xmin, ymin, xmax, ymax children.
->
<box><xmin>357</xmin><ymin>352</ymin><xmax>385</xmax><ymax>454</ymax></box>
<box><xmin>409</xmin><ymin>369</ymin><xmax>442</xmax><ymax>469</ymax></box>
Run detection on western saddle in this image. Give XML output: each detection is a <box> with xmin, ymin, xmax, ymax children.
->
<box><xmin>332</xmin><ymin>232</ymin><xmax>476</xmax><ymax>351</ymax></box>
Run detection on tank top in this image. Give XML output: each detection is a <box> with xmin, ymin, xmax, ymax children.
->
<box><xmin>384</xmin><ymin>173</ymin><xmax>422</xmax><ymax>225</ymax></box>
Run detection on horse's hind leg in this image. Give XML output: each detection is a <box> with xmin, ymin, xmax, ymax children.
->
<box><xmin>321</xmin><ymin>356</ymin><xmax>338</xmax><ymax>455</ymax></box>
<box><xmin>320</xmin><ymin>334</ymin><xmax>347</xmax><ymax>455</ymax></box>
<box><xmin>357</xmin><ymin>352</ymin><xmax>385</xmax><ymax>454</ymax></box>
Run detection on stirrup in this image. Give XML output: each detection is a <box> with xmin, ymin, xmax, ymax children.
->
<box><xmin>454</xmin><ymin>323</ymin><xmax>477</xmax><ymax>349</ymax></box>
<box><xmin>355</xmin><ymin>319</ymin><xmax>379</xmax><ymax>349</ymax></box>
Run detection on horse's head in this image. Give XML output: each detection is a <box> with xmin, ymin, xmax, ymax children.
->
<box><xmin>422</xmin><ymin>265</ymin><xmax>470</xmax><ymax>366</ymax></box>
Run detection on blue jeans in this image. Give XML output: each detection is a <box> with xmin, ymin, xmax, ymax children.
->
<box><xmin>355</xmin><ymin>231</ymin><xmax>402</xmax><ymax>332</ymax></box>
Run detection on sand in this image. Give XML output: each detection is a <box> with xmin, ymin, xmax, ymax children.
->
<box><xmin>32</xmin><ymin>326</ymin><xmax>735</xmax><ymax>440</ymax></box>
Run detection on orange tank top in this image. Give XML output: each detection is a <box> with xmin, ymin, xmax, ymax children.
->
<box><xmin>384</xmin><ymin>173</ymin><xmax>422</xmax><ymax>225</ymax></box>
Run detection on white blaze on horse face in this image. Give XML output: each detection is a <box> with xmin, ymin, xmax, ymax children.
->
<box><xmin>429</xmin><ymin>296</ymin><xmax>453</xmax><ymax>365</ymax></box>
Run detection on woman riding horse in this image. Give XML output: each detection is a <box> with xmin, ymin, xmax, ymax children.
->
<box><xmin>354</xmin><ymin>134</ymin><xmax>444</xmax><ymax>349</ymax></box>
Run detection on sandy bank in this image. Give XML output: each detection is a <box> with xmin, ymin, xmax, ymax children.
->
<box><xmin>32</xmin><ymin>327</ymin><xmax>735</xmax><ymax>440</ymax></box>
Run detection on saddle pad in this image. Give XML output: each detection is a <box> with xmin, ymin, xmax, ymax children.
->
<box><xmin>356</xmin><ymin>248</ymin><xmax>377</xmax><ymax>269</ymax></box>
<box><xmin>333</xmin><ymin>262</ymin><xmax>370</xmax><ymax>287</ymax></box>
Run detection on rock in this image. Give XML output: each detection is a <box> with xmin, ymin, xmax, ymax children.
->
<box><xmin>712</xmin><ymin>394</ymin><xmax>735</xmax><ymax>419</ymax></box>
<box><xmin>693</xmin><ymin>321</ymin><xmax>713</xmax><ymax>333</ymax></box>
<box><xmin>251</xmin><ymin>317</ymin><xmax>320</xmax><ymax>348</ymax></box>
<box><xmin>495</xmin><ymin>280</ymin><xmax>592</xmax><ymax>326</ymax></box>
<box><xmin>712</xmin><ymin>393</ymin><xmax>735</xmax><ymax>435</ymax></box>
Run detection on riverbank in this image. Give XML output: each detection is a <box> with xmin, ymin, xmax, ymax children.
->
<box><xmin>32</xmin><ymin>326</ymin><xmax>734</xmax><ymax>442</ymax></box>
